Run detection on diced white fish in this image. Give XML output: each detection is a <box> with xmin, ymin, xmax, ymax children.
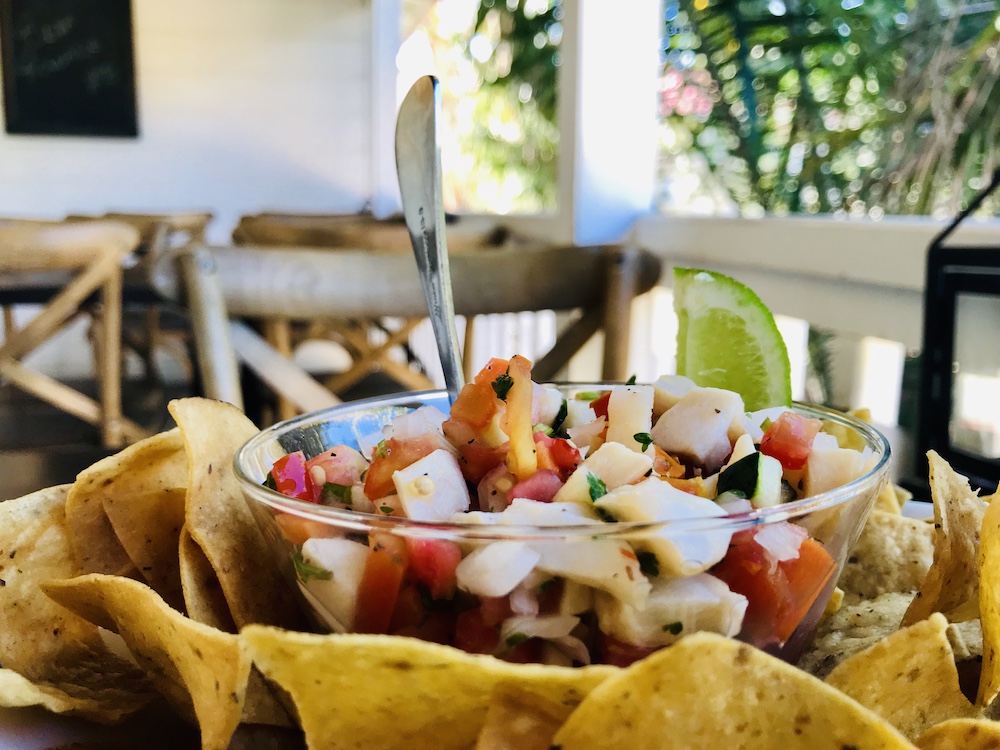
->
<box><xmin>594</xmin><ymin>477</ymin><xmax>732</xmax><ymax>575</ymax></box>
<box><xmin>652</xmin><ymin>374</ymin><xmax>697</xmax><ymax>417</ymax></box>
<box><xmin>564</xmin><ymin>399</ymin><xmax>597</xmax><ymax>429</ymax></box>
<box><xmin>595</xmin><ymin>573</ymin><xmax>748</xmax><ymax>648</ymax></box>
<box><xmin>803</xmin><ymin>443</ymin><xmax>872</xmax><ymax>496</ymax></box>
<box><xmin>533</xmin><ymin>384</ymin><xmax>565</xmax><ymax>426</ymax></box>
<box><xmin>567</xmin><ymin>416</ymin><xmax>606</xmax><ymax>457</ymax></box>
<box><xmin>531</xmin><ymin>537</ymin><xmax>651</xmax><ymax>608</ymax></box>
<box><xmin>553</xmin><ymin>442</ymin><xmax>653</xmax><ymax>506</ymax></box>
<box><xmin>298</xmin><ymin>537</ymin><xmax>371</xmax><ymax>632</ymax></box>
<box><xmin>651</xmin><ymin>387</ymin><xmax>745</xmax><ymax>473</ymax></box>
<box><xmin>606</xmin><ymin>385</ymin><xmax>655</xmax><ymax>455</ymax></box>
<box><xmin>392</xmin><ymin>449</ymin><xmax>470</xmax><ymax>521</ymax></box>
<box><xmin>455</xmin><ymin>541</ymin><xmax>541</xmax><ymax>598</ymax></box>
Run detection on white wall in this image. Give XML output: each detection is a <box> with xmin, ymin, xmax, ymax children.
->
<box><xmin>0</xmin><ymin>0</ymin><xmax>376</xmax><ymax>242</ymax></box>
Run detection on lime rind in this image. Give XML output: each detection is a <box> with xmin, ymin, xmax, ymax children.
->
<box><xmin>673</xmin><ymin>267</ymin><xmax>792</xmax><ymax>412</ymax></box>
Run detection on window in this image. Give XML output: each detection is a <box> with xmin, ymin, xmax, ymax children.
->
<box><xmin>656</xmin><ymin>0</ymin><xmax>1000</xmax><ymax>219</ymax></box>
<box><xmin>398</xmin><ymin>0</ymin><xmax>562</xmax><ymax>214</ymax></box>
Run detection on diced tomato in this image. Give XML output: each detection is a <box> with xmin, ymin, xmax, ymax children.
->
<box><xmin>363</xmin><ymin>436</ymin><xmax>438</xmax><ymax>500</ymax></box>
<box><xmin>354</xmin><ymin>534</ymin><xmax>408</xmax><ymax>634</ymax></box>
<box><xmin>711</xmin><ymin>529</ymin><xmax>836</xmax><ymax>646</ymax></box>
<box><xmin>473</xmin><ymin>357</ymin><xmax>511</xmax><ymax>387</ymax></box>
<box><xmin>396</xmin><ymin>610</ymin><xmax>456</xmax><ymax>645</ymax></box>
<box><xmin>388</xmin><ymin>584</ymin><xmax>426</xmax><ymax>633</ymax></box>
<box><xmin>453</xmin><ymin>437</ymin><xmax>509</xmax><ymax>484</ymax></box>
<box><xmin>597</xmin><ymin>633</ymin><xmax>658</xmax><ymax>668</ymax></box>
<box><xmin>508</xmin><ymin>469</ymin><xmax>563</xmax><ymax>503</ymax></box>
<box><xmin>454</xmin><ymin>607</ymin><xmax>500</xmax><ymax>654</ymax></box>
<box><xmin>449</xmin><ymin>382</ymin><xmax>501</xmax><ymax>430</ymax></box>
<box><xmin>305</xmin><ymin>445</ymin><xmax>367</xmax><ymax>501</ymax></box>
<box><xmin>760</xmin><ymin>412</ymin><xmax>823</xmax><ymax>471</ymax></box>
<box><xmin>534</xmin><ymin>432</ymin><xmax>581</xmax><ymax>481</ymax></box>
<box><xmin>590</xmin><ymin>391</ymin><xmax>611</xmax><ymax>419</ymax></box>
<box><xmin>274</xmin><ymin>513</ymin><xmax>331</xmax><ymax>546</ymax></box>
<box><xmin>502</xmin><ymin>639</ymin><xmax>544</xmax><ymax>664</ymax></box>
<box><xmin>268</xmin><ymin>451</ymin><xmax>314</xmax><ymax>501</ymax></box>
<box><xmin>405</xmin><ymin>538</ymin><xmax>462</xmax><ymax>600</ymax></box>
<box><xmin>479</xmin><ymin>596</ymin><xmax>514</xmax><ymax>627</ymax></box>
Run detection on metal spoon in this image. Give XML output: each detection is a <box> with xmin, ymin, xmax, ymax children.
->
<box><xmin>395</xmin><ymin>75</ymin><xmax>465</xmax><ymax>401</ymax></box>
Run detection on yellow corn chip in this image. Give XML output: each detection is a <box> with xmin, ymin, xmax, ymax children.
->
<box><xmin>168</xmin><ymin>398</ymin><xmax>304</xmax><ymax>630</ymax></box>
<box><xmin>976</xmin><ymin>473</ymin><xmax>1000</xmax><ymax>706</ymax></box>
<box><xmin>825</xmin><ymin>614</ymin><xmax>979</xmax><ymax>739</ymax></box>
<box><xmin>553</xmin><ymin>632</ymin><xmax>915</xmax><ymax>749</ymax></box>
<box><xmin>915</xmin><ymin>718</ymin><xmax>1000</xmax><ymax>749</ymax></box>
<box><xmin>902</xmin><ymin>452</ymin><xmax>986</xmax><ymax>627</ymax></box>
<box><xmin>839</xmin><ymin>510</ymin><xmax>933</xmax><ymax>604</ymax></box>
<box><xmin>242</xmin><ymin>626</ymin><xmax>615</xmax><ymax>750</ymax></box>
<box><xmin>44</xmin><ymin>574</ymin><xmax>252</xmax><ymax>750</ymax></box>
<box><xmin>0</xmin><ymin>486</ymin><xmax>154</xmax><ymax>722</ymax></box>
<box><xmin>799</xmin><ymin>591</ymin><xmax>914</xmax><ymax>678</ymax></box>
<box><xmin>474</xmin><ymin>684</ymin><xmax>569</xmax><ymax>750</ymax></box>
<box><xmin>69</xmin><ymin>428</ymin><xmax>188</xmax><ymax>611</ymax></box>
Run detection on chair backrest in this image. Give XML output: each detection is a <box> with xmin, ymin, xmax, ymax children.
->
<box><xmin>66</xmin><ymin>211</ymin><xmax>213</xmax><ymax>245</ymax></box>
<box><xmin>158</xmin><ymin>243</ymin><xmax>660</xmax><ymax>321</ymax></box>
<box><xmin>0</xmin><ymin>219</ymin><xmax>140</xmax><ymax>272</ymax></box>
<box><xmin>232</xmin><ymin>212</ymin><xmax>512</xmax><ymax>255</ymax></box>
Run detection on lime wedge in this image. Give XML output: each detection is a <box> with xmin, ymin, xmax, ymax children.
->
<box><xmin>673</xmin><ymin>267</ymin><xmax>791</xmax><ymax>412</ymax></box>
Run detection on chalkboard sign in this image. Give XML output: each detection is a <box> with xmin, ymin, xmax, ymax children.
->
<box><xmin>0</xmin><ymin>0</ymin><xmax>138</xmax><ymax>137</ymax></box>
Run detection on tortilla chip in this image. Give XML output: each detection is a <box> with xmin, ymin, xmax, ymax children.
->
<box><xmin>976</xmin><ymin>471</ymin><xmax>1000</xmax><ymax>706</ymax></box>
<box><xmin>553</xmin><ymin>632</ymin><xmax>914</xmax><ymax>749</ymax></box>
<box><xmin>902</xmin><ymin>452</ymin><xmax>987</xmax><ymax>627</ymax></box>
<box><xmin>44</xmin><ymin>573</ymin><xmax>252</xmax><ymax>750</ymax></box>
<box><xmin>474</xmin><ymin>684</ymin><xmax>569</xmax><ymax>750</ymax></box>
<box><xmin>65</xmin><ymin>480</ymin><xmax>136</xmax><ymax>580</ymax></box>
<box><xmin>839</xmin><ymin>511</ymin><xmax>934</xmax><ymax>604</ymax></box>
<box><xmin>915</xmin><ymin>718</ymin><xmax>1000</xmax><ymax>749</ymax></box>
<box><xmin>0</xmin><ymin>486</ymin><xmax>155</xmax><ymax>722</ymax></box>
<box><xmin>242</xmin><ymin>626</ymin><xmax>615</xmax><ymax>750</ymax></box>
<box><xmin>948</xmin><ymin>620</ymin><xmax>983</xmax><ymax>662</ymax></box>
<box><xmin>69</xmin><ymin>429</ymin><xmax>188</xmax><ymax>610</ymax></box>
<box><xmin>798</xmin><ymin>591</ymin><xmax>914</xmax><ymax>678</ymax></box>
<box><xmin>168</xmin><ymin>398</ymin><xmax>303</xmax><ymax>630</ymax></box>
<box><xmin>875</xmin><ymin>481</ymin><xmax>903</xmax><ymax>514</ymax></box>
<box><xmin>179</xmin><ymin>527</ymin><xmax>236</xmax><ymax>633</ymax></box>
<box><xmin>825</xmin><ymin>614</ymin><xmax>979</xmax><ymax>739</ymax></box>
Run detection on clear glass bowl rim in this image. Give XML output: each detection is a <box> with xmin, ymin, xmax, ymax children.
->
<box><xmin>234</xmin><ymin>387</ymin><xmax>892</xmax><ymax>541</ymax></box>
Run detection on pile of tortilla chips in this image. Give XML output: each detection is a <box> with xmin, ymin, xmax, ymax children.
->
<box><xmin>3</xmin><ymin>399</ymin><xmax>1000</xmax><ymax>750</ymax></box>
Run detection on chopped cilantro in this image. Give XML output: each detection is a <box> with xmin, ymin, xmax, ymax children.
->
<box><xmin>634</xmin><ymin>432</ymin><xmax>654</xmax><ymax>451</ymax></box>
<box><xmin>263</xmin><ymin>472</ymin><xmax>277</xmax><ymax>491</ymax></box>
<box><xmin>637</xmin><ymin>551</ymin><xmax>659</xmax><ymax>577</ymax></box>
<box><xmin>320</xmin><ymin>482</ymin><xmax>352</xmax><ymax>505</ymax></box>
<box><xmin>505</xmin><ymin>632</ymin><xmax>530</xmax><ymax>647</ymax></box>
<box><xmin>538</xmin><ymin>578</ymin><xmax>557</xmax><ymax>592</ymax></box>
<box><xmin>574</xmin><ymin>391</ymin><xmax>600</xmax><ymax>401</ymax></box>
<box><xmin>379</xmin><ymin>505</ymin><xmax>394</xmax><ymax>514</ymax></box>
<box><xmin>551</xmin><ymin>399</ymin><xmax>569</xmax><ymax>437</ymax></box>
<box><xmin>374</xmin><ymin>439</ymin><xmax>389</xmax><ymax>459</ymax></box>
<box><xmin>586</xmin><ymin>472</ymin><xmax>607</xmax><ymax>502</ymax></box>
<box><xmin>663</xmin><ymin>621</ymin><xmax>683</xmax><ymax>635</ymax></box>
<box><xmin>292</xmin><ymin>549</ymin><xmax>332</xmax><ymax>583</ymax></box>
<box><xmin>492</xmin><ymin>370</ymin><xmax>514</xmax><ymax>400</ymax></box>
<box><xmin>626</xmin><ymin>374</ymin><xmax>637</xmax><ymax>385</ymax></box>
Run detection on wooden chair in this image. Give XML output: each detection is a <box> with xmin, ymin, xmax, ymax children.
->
<box><xmin>230</xmin><ymin>212</ymin><xmax>526</xmax><ymax>420</ymax></box>
<box><xmin>0</xmin><ymin>220</ymin><xmax>147</xmax><ymax>447</ymax></box>
<box><xmin>65</xmin><ymin>211</ymin><xmax>214</xmax><ymax>384</ymax></box>
<box><xmin>151</xmin><ymin>241</ymin><xmax>663</xmax><ymax>422</ymax></box>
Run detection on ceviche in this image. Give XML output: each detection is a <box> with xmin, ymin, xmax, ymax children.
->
<box><xmin>262</xmin><ymin>355</ymin><xmax>880</xmax><ymax>667</ymax></box>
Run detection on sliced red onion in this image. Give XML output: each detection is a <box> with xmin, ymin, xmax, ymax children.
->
<box><xmin>755</xmin><ymin>522</ymin><xmax>808</xmax><ymax>572</ymax></box>
<box><xmin>546</xmin><ymin>634</ymin><xmax>592</xmax><ymax>666</ymax></box>
<box><xmin>567</xmin><ymin>416</ymin><xmax>607</xmax><ymax>457</ymax></box>
<box><xmin>478</xmin><ymin>464</ymin><xmax>516</xmax><ymax>512</ymax></box>
<box><xmin>499</xmin><ymin>614</ymin><xmax>580</xmax><ymax>647</ymax></box>
<box><xmin>509</xmin><ymin>578</ymin><xmax>540</xmax><ymax>617</ymax></box>
<box><xmin>717</xmin><ymin>495</ymin><xmax>753</xmax><ymax>515</ymax></box>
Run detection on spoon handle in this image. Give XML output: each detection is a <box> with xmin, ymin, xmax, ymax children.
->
<box><xmin>395</xmin><ymin>75</ymin><xmax>465</xmax><ymax>400</ymax></box>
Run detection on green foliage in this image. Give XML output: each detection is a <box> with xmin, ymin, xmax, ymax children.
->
<box><xmin>659</xmin><ymin>0</ymin><xmax>1000</xmax><ymax>216</ymax></box>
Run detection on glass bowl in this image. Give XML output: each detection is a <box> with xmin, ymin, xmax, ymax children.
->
<box><xmin>234</xmin><ymin>386</ymin><xmax>890</xmax><ymax>665</ymax></box>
